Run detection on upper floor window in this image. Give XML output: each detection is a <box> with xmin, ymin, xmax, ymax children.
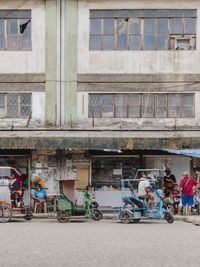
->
<box><xmin>0</xmin><ymin>93</ymin><xmax>31</xmax><ymax>118</ymax></box>
<box><xmin>89</xmin><ymin>9</ymin><xmax>197</xmax><ymax>50</ymax></box>
<box><xmin>88</xmin><ymin>93</ymin><xmax>194</xmax><ymax>118</ymax></box>
<box><xmin>0</xmin><ymin>10</ymin><xmax>31</xmax><ymax>51</ymax></box>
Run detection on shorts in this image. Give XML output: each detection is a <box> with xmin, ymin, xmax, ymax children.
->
<box><xmin>181</xmin><ymin>194</ymin><xmax>194</xmax><ymax>207</ymax></box>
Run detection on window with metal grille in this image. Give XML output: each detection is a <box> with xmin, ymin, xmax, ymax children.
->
<box><xmin>0</xmin><ymin>10</ymin><xmax>31</xmax><ymax>51</ymax></box>
<box><xmin>0</xmin><ymin>93</ymin><xmax>31</xmax><ymax>118</ymax></box>
<box><xmin>88</xmin><ymin>93</ymin><xmax>194</xmax><ymax>118</ymax></box>
<box><xmin>89</xmin><ymin>9</ymin><xmax>197</xmax><ymax>50</ymax></box>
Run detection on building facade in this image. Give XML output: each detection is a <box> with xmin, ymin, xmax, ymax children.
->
<box><xmin>1</xmin><ymin>0</ymin><xmax>200</xmax><ymax>206</ymax></box>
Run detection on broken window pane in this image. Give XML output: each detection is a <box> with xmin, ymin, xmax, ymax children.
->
<box><xmin>117</xmin><ymin>19</ymin><xmax>128</xmax><ymax>35</ymax></box>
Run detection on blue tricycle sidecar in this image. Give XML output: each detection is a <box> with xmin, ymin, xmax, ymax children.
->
<box><xmin>119</xmin><ymin>178</ymin><xmax>174</xmax><ymax>224</ymax></box>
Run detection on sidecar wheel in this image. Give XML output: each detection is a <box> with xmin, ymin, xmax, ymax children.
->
<box><xmin>0</xmin><ymin>206</ymin><xmax>11</xmax><ymax>223</ymax></box>
<box><xmin>92</xmin><ymin>209</ymin><xmax>103</xmax><ymax>221</ymax></box>
<box><xmin>119</xmin><ymin>211</ymin><xmax>131</xmax><ymax>224</ymax></box>
<box><xmin>57</xmin><ymin>211</ymin><xmax>70</xmax><ymax>223</ymax></box>
<box><xmin>164</xmin><ymin>212</ymin><xmax>174</xmax><ymax>224</ymax></box>
<box><xmin>24</xmin><ymin>214</ymin><xmax>33</xmax><ymax>221</ymax></box>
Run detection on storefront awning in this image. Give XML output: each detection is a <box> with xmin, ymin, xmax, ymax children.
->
<box><xmin>163</xmin><ymin>149</ymin><xmax>200</xmax><ymax>158</ymax></box>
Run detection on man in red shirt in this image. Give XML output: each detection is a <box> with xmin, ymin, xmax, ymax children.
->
<box><xmin>179</xmin><ymin>172</ymin><xmax>197</xmax><ymax>216</ymax></box>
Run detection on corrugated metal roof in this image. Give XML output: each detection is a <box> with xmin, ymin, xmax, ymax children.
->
<box><xmin>164</xmin><ymin>149</ymin><xmax>200</xmax><ymax>158</ymax></box>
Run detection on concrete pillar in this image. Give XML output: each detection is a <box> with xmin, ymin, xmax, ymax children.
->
<box><xmin>45</xmin><ymin>0</ymin><xmax>78</xmax><ymax>126</ymax></box>
<box><xmin>45</xmin><ymin>0</ymin><xmax>57</xmax><ymax>125</ymax></box>
<box><xmin>63</xmin><ymin>0</ymin><xmax>78</xmax><ymax>126</ymax></box>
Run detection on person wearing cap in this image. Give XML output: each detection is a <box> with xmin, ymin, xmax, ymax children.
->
<box><xmin>179</xmin><ymin>172</ymin><xmax>197</xmax><ymax>216</ymax></box>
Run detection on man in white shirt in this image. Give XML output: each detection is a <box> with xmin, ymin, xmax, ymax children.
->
<box><xmin>138</xmin><ymin>177</ymin><xmax>150</xmax><ymax>197</ymax></box>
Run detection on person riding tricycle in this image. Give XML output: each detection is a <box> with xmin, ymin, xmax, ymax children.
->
<box><xmin>119</xmin><ymin>176</ymin><xmax>174</xmax><ymax>224</ymax></box>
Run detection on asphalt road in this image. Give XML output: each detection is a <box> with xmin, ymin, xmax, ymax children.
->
<box><xmin>0</xmin><ymin>218</ymin><xmax>199</xmax><ymax>267</ymax></box>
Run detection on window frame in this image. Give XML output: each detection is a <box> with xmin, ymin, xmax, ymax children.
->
<box><xmin>89</xmin><ymin>9</ymin><xmax>197</xmax><ymax>51</ymax></box>
<box><xmin>0</xmin><ymin>93</ymin><xmax>32</xmax><ymax>118</ymax></box>
<box><xmin>88</xmin><ymin>93</ymin><xmax>195</xmax><ymax>118</ymax></box>
<box><xmin>0</xmin><ymin>10</ymin><xmax>31</xmax><ymax>51</ymax></box>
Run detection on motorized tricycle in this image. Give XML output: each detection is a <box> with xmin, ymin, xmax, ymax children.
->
<box><xmin>55</xmin><ymin>194</ymin><xmax>103</xmax><ymax>223</ymax></box>
<box><xmin>119</xmin><ymin>177</ymin><xmax>174</xmax><ymax>224</ymax></box>
<box><xmin>0</xmin><ymin>167</ymin><xmax>32</xmax><ymax>223</ymax></box>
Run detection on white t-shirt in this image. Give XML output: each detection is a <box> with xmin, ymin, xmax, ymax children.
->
<box><xmin>138</xmin><ymin>179</ymin><xmax>150</xmax><ymax>196</ymax></box>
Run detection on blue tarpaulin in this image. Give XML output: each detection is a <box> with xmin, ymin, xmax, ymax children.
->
<box><xmin>163</xmin><ymin>149</ymin><xmax>200</xmax><ymax>158</ymax></box>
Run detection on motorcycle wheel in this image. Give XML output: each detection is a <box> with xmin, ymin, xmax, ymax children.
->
<box><xmin>92</xmin><ymin>209</ymin><xmax>103</xmax><ymax>221</ymax></box>
<box><xmin>119</xmin><ymin>210</ymin><xmax>131</xmax><ymax>224</ymax></box>
<box><xmin>164</xmin><ymin>212</ymin><xmax>174</xmax><ymax>224</ymax></box>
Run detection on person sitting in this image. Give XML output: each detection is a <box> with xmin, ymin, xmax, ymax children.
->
<box><xmin>33</xmin><ymin>183</ymin><xmax>47</xmax><ymax>213</ymax></box>
<box><xmin>138</xmin><ymin>173</ymin><xmax>150</xmax><ymax>198</ymax></box>
<box><xmin>145</xmin><ymin>186</ymin><xmax>156</xmax><ymax>210</ymax></box>
<box><xmin>9</xmin><ymin>170</ymin><xmax>23</xmax><ymax>208</ymax></box>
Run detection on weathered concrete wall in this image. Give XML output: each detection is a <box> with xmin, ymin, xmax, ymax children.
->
<box><xmin>0</xmin><ymin>130</ymin><xmax>199</xmax><ymax>149</ymax></box>
<box><xmin>78</xmin><ymin>0</ymin><xmax>200</xmax><ymax>74</ymax></box>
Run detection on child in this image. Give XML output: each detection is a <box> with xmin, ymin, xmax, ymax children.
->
<box><xmin>145</xmin><ymin>186</ymin><xmax>156</xmax><ymax>210</ymax></box>
<box><xmin>84</xmin><ymin>185</ymin><xmax>93</xmax><ymax>214</ymax></box>
<box><xmin>170</xmin><ymin>183</ymin><xmax>181</xmax><ymax>214</ymax></box>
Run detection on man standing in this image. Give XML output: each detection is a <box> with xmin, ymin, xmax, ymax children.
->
<box><xmin>179</xmin><ymin>172</ymin><xmax>197</xmax><ymax>216</ymax></box>
<box><xmin>164</xmin><ymin>169</ymin><xmax>176</xmax><ymax>194</ymax></box>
